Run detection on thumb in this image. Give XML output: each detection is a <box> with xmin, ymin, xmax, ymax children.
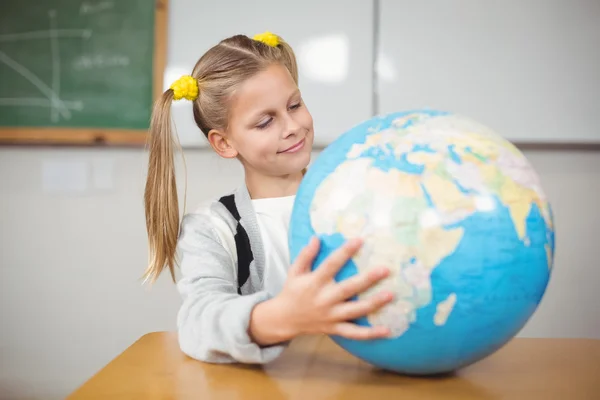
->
<box><xmin>288</xmin><ymin>236</ymin><xmax>320</xmax><ymax>277</ymax></box>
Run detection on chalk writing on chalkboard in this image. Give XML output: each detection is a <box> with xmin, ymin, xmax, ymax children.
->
<box><xmin>0</xmin><ymin>10</ymin><xmax>91</xmax><ymax>123</ymax></box>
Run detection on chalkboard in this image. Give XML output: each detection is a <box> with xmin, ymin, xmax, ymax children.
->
<box><xmin>0</xmin><ymin>0</ymin><xmax>167</xmax><ymax>145</ymax></box>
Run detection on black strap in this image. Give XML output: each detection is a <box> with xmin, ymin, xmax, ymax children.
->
<box><xmin>219</xmin><ymin>195</ymin><xmax>253</xmax><ymax>295</ymax></box>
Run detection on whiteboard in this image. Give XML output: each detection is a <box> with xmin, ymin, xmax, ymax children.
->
<box><xmin>165</xmin><ymin>0</ymin><xmax>374</xmax><ymax>148</ymax></box>
<box><xmin>377</xmin><ymin>0</ymin><xmax>600</xmax><ymax>144</ymax></box>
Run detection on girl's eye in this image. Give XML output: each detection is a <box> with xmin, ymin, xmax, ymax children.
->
<box><xmin>289</xmin><ymin>102</ymin><xmax>301</xmax><ymax>110</ymax></box>
<box><xmin>257</xmin><ymin>117</ymin><xmax>272</xmax><ymax>130</ymax></box>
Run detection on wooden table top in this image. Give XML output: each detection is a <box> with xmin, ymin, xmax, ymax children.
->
<box><xmin>67</xmin><ymin>332</ymin><xmax>600</xmax><ymax>399</ymax></box>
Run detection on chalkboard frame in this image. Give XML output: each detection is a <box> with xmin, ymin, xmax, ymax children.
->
<box><xmin>0</xmin><ymin>0</ymin><xmax>168</xmax><ymax>147</ymax></box>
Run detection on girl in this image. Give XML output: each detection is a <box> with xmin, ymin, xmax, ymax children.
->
<box><xmin>144</xmin><ymin>32</ymin><xmax>394</xmax><ymax>364</ymax></box>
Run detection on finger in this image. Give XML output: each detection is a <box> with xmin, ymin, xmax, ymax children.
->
<box><xmin>326</xmin><ymin>266</ymin><xmax>391</xmax><ymax>303</ymax></box>
<box><xmin>314</xmin><ymin>238</ymin><xmax>363</xmax><ymax>283</ymax></box>
<box><xmin>288</xmin><ymin>236</ymin><xmax>320</xmax><ymax>277</ymax></box>
<box><xmin>330</xmin><ymin>322</ymin><xmax>391</xmax><ymax>341</ymax></box>
<box><xmin>330</xmin><ymin>291</ymin><xmax>395</xmax><ymax>321</ymax></box>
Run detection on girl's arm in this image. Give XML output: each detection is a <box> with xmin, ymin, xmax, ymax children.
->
<box><xmin>178</xmin><ymin>214</ymin><xmax>393</xmax><ymax>364</ymax></box>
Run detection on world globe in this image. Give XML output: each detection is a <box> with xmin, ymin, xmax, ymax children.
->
<box><xmin>289</xmin><ymin>110</ymin><xmax>555</xmax><ymax>375</ymax></box>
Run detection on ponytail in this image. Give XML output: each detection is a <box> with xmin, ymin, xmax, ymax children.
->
<box><xmin>143</xmin><ymin>89</ymin><xmax>181</xmax><ymax>283</ymax></box>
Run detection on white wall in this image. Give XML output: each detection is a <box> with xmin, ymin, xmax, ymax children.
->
<box><xmin>377</xmin><ymin>0</ymin><xmax>600</xmax><ymax>144</ymax></box>
<box><xmin>0</xmin><ymin>147</ymin><xmax>183</xmax><ymax>399</ymax></box>
<box><xmin>1</xmin><ymin>146</ymin><xmax>599</xmax><ymax>399</ymax></box>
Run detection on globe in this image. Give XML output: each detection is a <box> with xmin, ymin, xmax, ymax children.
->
<box><xmin>288</xmin><ymin>110</ymin><xmax>555</xmax><ymax>375</ymax></box>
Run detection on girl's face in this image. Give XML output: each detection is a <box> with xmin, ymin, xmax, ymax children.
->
<box><xmin>222</xmin><ymin>63</ymin><xmax>314</xmax><ymax>178</ymax></box>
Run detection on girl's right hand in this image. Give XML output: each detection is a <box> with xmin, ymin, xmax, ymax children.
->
<box><xmin>275</xmin><ymin>236</ymin><xmax>394</xmax><ymax>340</ymax></box>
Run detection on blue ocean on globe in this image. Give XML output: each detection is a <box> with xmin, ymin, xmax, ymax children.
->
<box><xmin>289</xmin><ymin>110</ymin><xmax>555</xmax><ymax>375</ymax></box>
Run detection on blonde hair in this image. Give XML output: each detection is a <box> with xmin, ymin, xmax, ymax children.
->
<box><xmin>143</xmin><ymin>33</ymin><xmax>299</xmax><ymax>283</ymax></box>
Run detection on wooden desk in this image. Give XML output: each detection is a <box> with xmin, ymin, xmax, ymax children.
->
<box><xmin>67</xmin><ymin>332</ymin><xmax>600</xmax><ymax>399</ymax></box>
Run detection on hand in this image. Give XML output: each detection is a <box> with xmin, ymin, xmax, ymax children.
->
<box><xmin>251</xmin><ymin>237</ymin><xmax>394</xmax><ymax>344</ymax></box>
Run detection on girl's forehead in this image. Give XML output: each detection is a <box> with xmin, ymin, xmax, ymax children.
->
<box><xmin>239</xmin><ymin>64</ymin><xmax>295</xmax><ymax>98</ymax></box>
<box><xmin>230</xmin><ymin>65</ymin><xmax>298</xmax><ymax>115</ymax></box>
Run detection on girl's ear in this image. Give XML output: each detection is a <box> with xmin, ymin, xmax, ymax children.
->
<box><xmin>207</xmin><ymin>129</ymin><xmax>238</xmax><ymax>159</ymax></box>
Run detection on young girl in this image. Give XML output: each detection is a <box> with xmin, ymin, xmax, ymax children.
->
<box><xmin>144</xmin><ymin>32</ymin><xmax>394</xmax><ymax>364</ymax></box>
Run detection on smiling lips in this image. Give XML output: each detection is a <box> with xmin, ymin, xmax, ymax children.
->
<box><xmin>279</xmin><ymin>138</ymin><xmax>305</xmax><ymax>154</ymax></box>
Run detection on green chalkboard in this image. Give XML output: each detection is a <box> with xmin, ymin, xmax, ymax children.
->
<box><xmin>0</xmin><ymin>0</ymin><xmax>167</xmax><ymax>145</ymax></box>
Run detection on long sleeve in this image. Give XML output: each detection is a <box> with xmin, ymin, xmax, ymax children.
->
<box><xmin>175</xmin><ymin>213</ymin><xmax>287</xmax><ymax>364</ymax></box>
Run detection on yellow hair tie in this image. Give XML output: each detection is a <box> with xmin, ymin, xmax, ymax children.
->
<box><xmin>253</xmin><ymin>31</ymin><xmax>279</xmax><ymax>47</ymax></box>
<box><xmin>170</xmin><ymin>75</ymin><xmax>198</xmax><ymax>101</ymax></box>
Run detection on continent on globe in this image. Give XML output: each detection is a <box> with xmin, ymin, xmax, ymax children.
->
<box><xmin>434</xmin><ymin>293</ymin><xmax>457</xmax><ymax>326</ymax></box>
<box><xmin>311</xmin><ymin>155</ymin><xmax>466</xmax><ymax>337</ymax></box>
<box><xmin>343</xmin><ymin>112</ymin><xmax>553</xmax><ymax>258</ymax></box>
